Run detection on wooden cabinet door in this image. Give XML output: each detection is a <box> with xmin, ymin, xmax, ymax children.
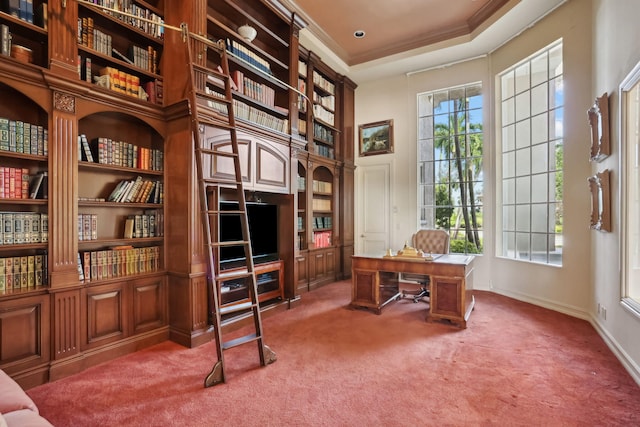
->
<box><xmin>0</xmin><ymin>294</ymin><xmax>50</xmax><ymax>376</ymax></box>
<box><xmin>131</xmin><ymin>275</ymin><xmax>168</xmax><ymax>335</ymax></box>
<box><xmin>81</xmin><ymin>282</ymin><xmax>129</xmax><ymax>351</ymax></box>
<box><xmin>295</xmin><ymin>252</ymin><xmax>309</xmax><ymax>293</ymax></box>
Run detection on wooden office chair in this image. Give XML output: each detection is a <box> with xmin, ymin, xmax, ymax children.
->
<box><xmin>401</xmin><ymin>229</ymin><xmax>450</xmax><ymax>303</ymax></box>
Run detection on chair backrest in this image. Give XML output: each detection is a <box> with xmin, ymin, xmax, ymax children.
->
<box><xmin>412</xmin><ymin>229</ymin><xmax>450</xmax><ymax>254</ymax></box>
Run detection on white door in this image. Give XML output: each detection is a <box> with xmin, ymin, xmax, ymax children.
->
<box><xmin>357</xmin><ymin>163</ymin><xmax>391</xmax><ymax>254</ymax></box>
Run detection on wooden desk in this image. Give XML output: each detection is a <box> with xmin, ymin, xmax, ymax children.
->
<box><xmin>351</xmin><ymin>254</ymin><xmax>475</xmax><ymax>328</ymax></box>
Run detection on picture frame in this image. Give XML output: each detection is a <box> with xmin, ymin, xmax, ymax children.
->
<box><xmin>588</xmin><ymin>169</ymin><xmax>611</xmax><ymax>232</ymax></box>
<box><xmin>587</xmin><ymin>92</ymin><xmax>610</xmax><ymax>162</ymax></box>
<box><xmin>359</xmin><ymin>119</ymin><xmax>394</xmax><ymax>156</ymax></box>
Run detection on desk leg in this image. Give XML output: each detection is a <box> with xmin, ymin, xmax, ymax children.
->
<box><xmin>427</xmin><ymin>275</ymin><xmax>473</xmax><ymax>328</ymax></box>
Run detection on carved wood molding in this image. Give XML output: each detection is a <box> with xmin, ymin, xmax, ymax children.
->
<box><xmin>54</xmin><ymin>91</ymin><xmax>76</xmax><ymax>113</ymax></box>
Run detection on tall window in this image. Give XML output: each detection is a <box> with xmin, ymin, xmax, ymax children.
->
<box><xmin>417</xmin><ymin>83</ymin><xmax>483</xmax><ymax>254</ymax></box>
<box><xmin>621</xmin><ymin>60</ymin><xmax>640</xmax><ymax>315</ymax></box>
<box><xmin>499</xmin><ymin>40</ymin><xmax>563</xmax><ymax>265</ymax></box>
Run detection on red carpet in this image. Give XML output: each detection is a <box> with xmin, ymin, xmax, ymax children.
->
<box><xmin>28</xmin><ymin>280</ymin><xmax>640</xmax><ymax>426</ymax></box>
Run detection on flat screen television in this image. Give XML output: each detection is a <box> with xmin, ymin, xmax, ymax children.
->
<box><xmin>218</xmin><ymin>201</ymin><xmax>279</xmax><ymax>268</ymax></box>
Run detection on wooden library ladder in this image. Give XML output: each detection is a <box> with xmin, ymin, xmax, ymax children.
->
<box><xmin>182</xmin><ymin>25</ymin><xmax>277</xmax><ymax>387</ymax></box>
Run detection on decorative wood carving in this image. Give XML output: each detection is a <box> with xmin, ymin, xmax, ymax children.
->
<box><xmin>53</xmin><ymin>91</ymin><xmax>75</xmax><ymax>113</ymax></box>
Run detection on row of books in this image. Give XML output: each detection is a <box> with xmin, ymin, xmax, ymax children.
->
<box><xmin>226</xmin><ymin>38</ymin><xmax>271</xmax><ymax>75</ymax></box>
<box><xmin>313</xmin><ymin>70</ymin><xmax>335</xmax><ymax>95</ymax></box>
<box><xmin>313</xmin><ymin>91</ymin><xmax>335</xmax><ymax>112</ymax></box>
<box><xmin>314</xmin><ymin>216</ymin><xmax>332</xmax><ymax>230</ymax></box>
<box><xmin>0</xmin><ymin>0</ymin><xmax>46</xmax><ymax>27</ymax></box>
<box><xmin>298</xmin><ymin>119</ymin><xmax>307</xmax><ymax>136</ymax></box>
<box><xmin>234</xmin><ymin>100</ymin><xmax>289</xmax><ymax>133</ymax></box>
<box><xmin>297</xmin><ymin>215</ymin><xmax>304</xmax><ymax>231</ymax></box>
<box><xmin>126</xmin><ymin>45</ymin><xmax>159</xmax><ymax>74</ymax></box>
<box><xmin>313</xmin><ymin>104</ymin><xmax>335</xmax><ymax>126</ymax></box>
<box><xmin>204</xmin><ymin>91</ymin><xmax>289</xmax><ymax>134</ymax></box>
<box><xmin>124</xmin><ymin>210</ymin><xmax>164</xmax><ymax>239</ymax></box>
<box><xmin>79</xmin><ymin>134</ymin><xmax>163</xmax><ymax>171</ymax></box>
<box><xmin>1</xmin><ymin>211</ymin><xmax>48</xmax><ymax>245</ymax></box>
<box><xmin>78</xmin><ymin>17</ymin><xmax>109</xmax><ymax>52</ymax></box>
<box><xmin>86</xmin><ymin>0</ymin><xmax>165</xmax><ymax>39</ymax></box>
<box><xmin>312</xmin><ymin>142</ymin><xmax>335</xmax><ymax>160</ymax></box>
<box><xmin>95</xmin><ymin>66</ymin><xmax>142</xmax><ymax>99</ymax></box>
<box><xmin>313</xmin><ymin>122</ymin><xmax>335</xmax><ymax>144</ymax></box>
<box><xmin>298</xmin><ymin>60</ymin><xmax>307</xmax><ymax>77</ymax></box>
<box><xmin>78</xmin><ymin>245</ymin><xmax>161</xmax><ymax>283</ymax></box>
<box><xmin>0</xmin><ymin>253</ymin><xmax>48</xmax><ymax>292</ymax></box>
<box><xmin>312</xmin><ymin>179</ymin><xmax>332</xmax><ymax>193</ymax></box>
<box><xmin>0</xmin><ymin>117</ymin><xmax>48</xmax><ymax>156</ymax></box>
<box><xmin>297</xmin><ymin>176</ymin><xmax>306</xmax><ymax>191</ymax></box>
<box><xmin>312</xmin><ymin>198</ymin><xmax>331</xmax><ymax>211</ymax></box>
<box><xmin>312</xmin><ymin>230</ymin><xmax>333</xmax><ymax>248</ymax></box>
<box><xmin>78</xmin><ymin>214</ymin><xmax>98</xmax><ymax>241</ymax></box>
<box><xmin>230</xmin><ymin>70</ymin><xmax>276</xmax><ymax>107</ymax></box>
<box><xmin>108</xmin><ymin>176</ymin><xmax>163</xmax><ymax>204</ymax></box>
<box><xmin>0</xmin><ymin>167</ymin><xmax>46</xmax><ymax>199</ymax></box>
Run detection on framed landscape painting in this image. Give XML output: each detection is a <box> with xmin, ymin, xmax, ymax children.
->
<box><xmin>359</xmin><ymin>119</ymin><xmax>394</xmax><ymax>156</ymax></box>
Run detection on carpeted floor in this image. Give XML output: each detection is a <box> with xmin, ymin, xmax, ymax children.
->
<box><xmin>28</xmin><ymin>280</ymin><xmax>640</xmax><ymax>426</ymax></box>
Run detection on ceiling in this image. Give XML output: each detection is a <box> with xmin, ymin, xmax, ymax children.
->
<box><xmin>286</xmin><ymin>0</ymin><xmax>516</xmax><ymax>66</ymax></box>
<box><xmin>278</xmin><ymin>0</ymin><xmax>567</xmax><ymax>83</ymax></box>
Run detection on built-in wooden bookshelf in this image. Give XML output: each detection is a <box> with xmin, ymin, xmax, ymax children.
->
<box><xmin>0</xmin><ymin>0</ymin><xmax>355</xmax><ymax>388</ymax></box>
<box><xmin>77</xmin><ymin>0</ymin><xmax>164</xmax><ymax>104</ymax></box>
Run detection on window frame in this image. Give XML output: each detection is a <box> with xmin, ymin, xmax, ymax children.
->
<box><xmin>619</xmin><ymin>59</ymin><xmax>640</xmax><ymax>317</ymax></box>
<box><xmin>497</xmin><ymin>39</ymin><xmax>564</xmax><ymax>266</ymax></box>
<box><xmin>416</xmin><ymin>82</ymin><xmax>484</xmax><ymax>255</ymax></box>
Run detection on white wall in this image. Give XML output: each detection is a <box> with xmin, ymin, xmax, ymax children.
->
<box><xmin>349</xmin><ymin>0</ymin><xmax>640</xmax><ymax>383</ymax></box>
<box><xmin>590</xmin><ymin>0</ymin><xmax>640</xmax><ymax>383</ymax></box>
<box><xmin>355</xmin><ymin>0</ymin><xmax>593</xmax><ymax>315</ymax></box>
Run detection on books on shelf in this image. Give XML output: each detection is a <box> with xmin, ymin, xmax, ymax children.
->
<box><xmin>313</xmin><ymin>230</ymin><xmax>332</xmax><ymax>248</ymax></box>
<box><xmin>226</xmin><ymin>38</ymin><xmax>271</xmax><ymax>75</ymax></box>
<box><xmin>0</xmin><ymin>167</ymin><xmax>46</xmax><ymax>199</ymax></box>
<box><xmin>97</xmin><ymin>66</ymin><xmax>141</xmax><ymax>98</ymax></box>
<box><xmin>0</xmin><ymin>252</ymin><xmax>48</xmax><ymax>291</ymax></box>
<box><xmin>313</xmin><ymin>216</ymin><xmax>332</xmax><ymax>230</ymax></box>
<box><xmin>79</xmin><ymin>135</ymin><xmax>163</xmax><ymax>171</ymax></box>
<box><xmin>313</xmin><ymin>104</ymin><xmax>335</xmax><ymax>126</ymax></box>
<box><xmin>298</xmin><ymin>60</ymin><xmax>307</xmax><ymax>77</ymax></box>
<box><xmin>0</xmin><ymin>117</ymin><xmax>48</xmax><ymax>155</ymax></box>
<box><xmin>312</xmin><ymin>198</ymin><xmax>331</xmax><ymax>211</ymax></box>
<box><xmin>107</xmin><ymin>177</ymin><xmax>163</xmax><ymax>204</ymax></box>
<box><xmin>123</xmin><ymin>210</ymin><xmax>163</xmax><ymax>239</ymax></box>
<box><xmin>1</xmin><ymin>24</ymin><xmax>10</xmax><ymax>57</ymax></box>
<box><xmin>28</xmin><ymin>171</ymin><xmax>47</xmax><ymax>199</ymax></box>
<box><xmin>312</xmin><ymin>180</ymin><xmax>332</xmax><ymax>193</ymax></box>
<box><xmin>78</xmin><ymin>213</ymin><xmax>98</xmax><ymax>241</ymax></box>
<box><xmin>313</xmin><ymin>70</ymin><xmax>335</xmax><ymax>94</ymax></box>
<box><xmin>0</xmin><ymin>211</ymin><xmax>48</xmax><ymax>245</ymax></box>
<box><xmin>313</xmin><ymin>122</ymin><xmax>334</xmax><ymax>144</ymax></box>
<box><xmin>313</xmin><ymin>91</ymin><xmax>335</xmax><ymax>111</ymax></box>
<box><xmin>1</xmin><ymin>0</ymin><xmax>33</xmax><ymax>24</ymax></box>
<box><xmin>78</xmin><ymin>246</ymin><xmax>161</xmax><ymax>283</ymax></box>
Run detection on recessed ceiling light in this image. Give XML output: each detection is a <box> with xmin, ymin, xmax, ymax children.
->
<box><xmin>354</xmin><ymin>30</ymin><xmax>365</xmax><ymax>39</ymax></box>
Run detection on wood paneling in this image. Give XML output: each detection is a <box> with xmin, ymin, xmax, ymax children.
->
<box><xmin>52</xmin><ymin>289</ymin><xmax>80</xmax><ymax>360</ymax></box>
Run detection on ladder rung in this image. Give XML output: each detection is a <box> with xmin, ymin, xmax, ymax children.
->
<box><xmin>193</xmin><ymin>63</ymin><xmax>228</xmax><ymax>79</ymax></box>
<box><xmin>203</xmin><ymin>177</ymin><xmax>242</xmax><ymax>186</ymax></box>
<box><xmin>210</xmin><ymin>240</ymin><xmax>249</xmax><ymax>248</ymax></box>
<box><xmin>220</xmin><ymin>301</ymin><xmax>256</xmax><ymax>316</ymax></box>
<box><xmin>197</xmin><ymin>147</ymin><xmax>238</xmax><ymax>158</ymax></box>
<box><xmin>222</xmin><ymin>332</ymin><xmax>261</xmax><ymax>350</ymax></box>
<box><xmin>196</xmin><ymin>91</ymin><xmax>232</xmax><ymax>104</ymax></box>
<box><xmin>217</xmin><ymin>270</ymin><xmax>252</xmax><ymax>281</ymax></box>
<box><xmin>204</xmin><ymin>209</ymin><xmax>246</xmax><ymax>215</ymax></box>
